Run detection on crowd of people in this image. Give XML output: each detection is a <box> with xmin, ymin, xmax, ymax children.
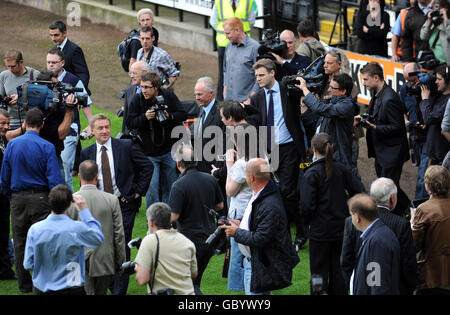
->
<box><xmin>0</xmin><ymin>0</ymin><xmax>449</xmax><ymax>296</ymax></box>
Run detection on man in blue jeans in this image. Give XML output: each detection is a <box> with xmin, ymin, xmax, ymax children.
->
<box><xmin>126</xmin><ymin>71</ymin><xmax>186</xmax><ymax>208</ymax></box>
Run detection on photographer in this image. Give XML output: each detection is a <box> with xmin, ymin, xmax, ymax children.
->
<box><xmin>126</xmin><ymin>71</ymin><xmax>186</xmax><ymax>209</ymax></box>
<box><xmin>420</xmin><ymin>0</ymin><xmax>450</xmax><ymax>65</ymax></box>
<box><xmin>269</xmin><ymin>30</ymin><xmax>311</xmax><ymax>81</ymax></box>
<box><xmin>355</xmin><ymin>62</ymin><xmax>411</xmax><ymax>216</ymax></box>
<box><xmin>134</xmin><ymin>202</ymin><xmax>197</xmax><ymax>295</ymax></box>
<box><xmin>419</xmin><ymin>64</ymin><xmax>450</xmax><ymax>165</ymax></box>
<box><xmin>46</xmin><ymin>48</ymin><xmax>93</xmax><ymax>191</ymax></box>
<box><xmin>297</xmin><ymin>73</ymin><xmax>355</xmax><ymax>167</ymax></box>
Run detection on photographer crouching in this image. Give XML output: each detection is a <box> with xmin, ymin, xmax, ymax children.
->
<box><xmin>126</xmin><ymin>71</ymin><xmax>186</xmax><ymax>209</ymax></box>
<box><xmin>419</xmin><ymin>64</ymin><xmax>450</xmax><ymax>165</ymax></box>
<box><xmin>133</xmin><ymin>202</ymin><xmax>198</xmax><ymax>295</ymax></box>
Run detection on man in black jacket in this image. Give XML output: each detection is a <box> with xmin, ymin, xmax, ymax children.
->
<box><xmin>341</xmin><ymin>177</ymin><xmax>417</xmax><ymax>295</ymax></box>
<box><xmin>355</xmin><ymin>62</ymin><xmax>410</xmax><ymax>216</ymax></box>
<box><xmin>222</xmin><ymin>158</ymin><xmax>299</xmax><ymax>294</ymax></box>
<box><xmin>126</xmin><ymin>71</ymin><xmax>186</xmax><ymax>209</ymax></box>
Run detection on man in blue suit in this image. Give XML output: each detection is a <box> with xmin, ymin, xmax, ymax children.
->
<box><xmin>348</xmin><ymin>193</ymin><xmax>401</xmax><ymax>295</ymax></box>
<box><xmin>80</xmin><ymin>113</ymin><xmax>153</xmax><ymax>295</ymax></box>
<box><xmin>49</xmin><ymin>20</ymin><xmax>90</xmax><ymax>92</ymax></box>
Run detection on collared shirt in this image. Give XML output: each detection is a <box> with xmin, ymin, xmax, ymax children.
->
<box><xmin>238</xmin><ymin>188</ymin><xmax>263</xmax><ymax>258</ymax></box>
<box><xmin>0</xmin><ymin>130</ymin><xmax>62</xmax><ymax>195</ymax></box>
<box><xmin>201</xmin><ymin>98</ymin><xmax>216</xmax><ymax>123</ymax></box>
<box><xmin>418</xmin><ymin>0</ymin><xmax>434</xmax><ymax>15</ymax></box>
<box><xmin>95</xmin><ymin>137</ymin><xmax>120</xmax><ymax>197</ymax></box>
<box><xmin>223</xmin><ymin>35</ymin><xmax>260</xmax><ymax>102</ymax></box>
<box><xmin>23</xmin><ymin>209</ymin><xmax>104</xmax><ymax>292</ymax></box>
<box><xmin>264</xmin><ymin>80</ymin><xmax>293</xmax><ymax>145</ymax></box>
<box><xmin>58</xmin><ymin>37</ymin><xmax>68</xmax><ymax>51</ymax></box>
<box><xmin>136</xmin><ymin>46</ymin><xmax>179</xmax><ymax>83</ymax></box>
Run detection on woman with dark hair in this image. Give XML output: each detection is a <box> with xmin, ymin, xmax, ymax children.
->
<box><xmin>300</xmin><ymin>132</ymin><xmax>365</xmax><ymax>295</ymax></box>
<box><xmin>354</xmin><ymin>0</ymin><xmax>391</xmax><ymax>57</ymax></box>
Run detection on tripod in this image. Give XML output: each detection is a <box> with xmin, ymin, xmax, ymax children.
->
<box><xmin>328</xmin><ymin>0</ymin><xmax>351</xmax><ymax>48</ymax></box>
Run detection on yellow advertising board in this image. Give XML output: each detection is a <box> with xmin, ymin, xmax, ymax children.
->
<box><xmin>342</xmin><ymin>50</ymin><xmax>405</xmax><ymax>105</ymax></box>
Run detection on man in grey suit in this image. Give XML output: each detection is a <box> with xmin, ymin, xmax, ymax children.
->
<box><xmin>68</xmin><ymin>160</ymin><xmax>126</xmax><ymax>295</ymax></box>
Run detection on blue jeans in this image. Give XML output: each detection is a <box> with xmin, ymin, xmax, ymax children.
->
<box><xmin>145</xmin><ymin>152</ymin><xmax>177</xmax><ymax>209</ymax></box>
<box><xmin>228</xmin><ymin>237</ymin><xmax>245</xmax><ymax>291</ymax></box>
<box><xmin>243</xmin><ymin>257</ymin><xmax>270</xmax><ymax>295</ymax></box>
<box><xmin>61</xmin><ymin>135</ymin><xmax>78</xmax><ymax>192</ymax></box>
<box><xmin>415</xmin><ymin>141</ymin><xmax>429</xmax><ymax>200</ymax></box>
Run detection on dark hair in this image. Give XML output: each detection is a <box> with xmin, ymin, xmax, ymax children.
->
<box><xmin>311</xmin><ymin>133</ymin><xmax>333</xmax><ymax>182</ymax></box>
<box><xmin>348</xmin><ymin>193</ymin><xmax>379</xmax><ymax>222</ymax></box>
<box><xmin>36</xmin><ymin>70</ymin><xmax>58</xmax><ymax>81</ymax></box>
<box><xmin>332</xmin><ymin>73</ymin><xmax>353</xmax><ymax>96</ymax></box>
<box><xmin>360</xmin><ymin>61</ymin><xmax>384</xmax><ymax>81</ymax></box>
<box><xmin>79</xmin><ymin>160</ymin><xmax>98</xmax><ymax>182</ymax></box>
<box><xmin>3</xmin><ymin>49</ymin><xmax>23</xmax><ymax>63</ymax></box>
<box><xmin>140</xmin><ymin>26</ymin><xmax>154</xmax><ymax>36</ymax></box>
<box><xmin>252</xmin><ymin>58</ymin><xmax>276</xmax><ymax>73</ymax></box>
<box><xmin>435</xmin><ymin>64</ymin><xmax>450</xmax><ymax>84</ymax></box>
<box><xmin>47</xmin><ymin>47</ymin><xmax>65</xmax><ymax>61</ymax></box>
<box><xmin>233</xmin><ymin>123</ymin><xmax>258</xmax><ymax>161</ymax></box>
<box><xmin>146</xmin><ymin>202</ymin><xmax>172</xmax><ymax>229</ymax></box>
<box><xmin>49</xmin><ymin>184</ymin><xmax>73</xmax><ymax>214</ymax></box>
<box><xmin>438</xmin><ymin>0</ymin><xmax>449</xmax><ymax>10</ymax></box>
<box><xmin>297</xmin><ymin>18</ymin><xmax>315</xmax><ymax>37</ymax></box>
<box><xmin>174</xmin><ymin>144</ymin><xmax>197</xmax><ymax>169</ymax></box>
<box><xmin>49</xmin><ymin>20</ymin><xmax>67</xmax><ymax>33</ymax></box>
<box><xmin>25</xmin><ymin>108</ymin><xmax>44</xmax><ymax>128</ymax></box>
<box><xmin>218</xmin><ymin>100</ymin><xmax>247</xmax><ymax>122</ymax></box>
<box><xmin>140</xmin><ymin>71</ymin><xmax>161</xmax><ymax>89</ymax></box>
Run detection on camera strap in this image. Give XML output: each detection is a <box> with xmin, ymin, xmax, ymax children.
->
<box><xmin>431</xmin><ymin>29</ymin><xmax>440</xmax><ymax>49</ymax></box>
<box><xmin>149</xmin><ymin>233</ymin><xmax>160</xmax><ymax>294</ymax></box>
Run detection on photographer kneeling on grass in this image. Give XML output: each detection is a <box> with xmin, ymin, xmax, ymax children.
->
<box><xmin>134</xmin><ymin>202</ymin><xmax>198</xmax><ymax>295</ymax></box>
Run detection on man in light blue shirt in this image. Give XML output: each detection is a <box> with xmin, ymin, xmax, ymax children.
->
<box><xmin>23</xmin><ymin>185</ymin><xmax>104</xmax><ymax>295</ymax></box>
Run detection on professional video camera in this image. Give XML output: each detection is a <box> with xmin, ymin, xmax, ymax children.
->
<box><xmin>150</xmin><ymin>95</ymin><xmax>169</xmax><ymax>124</ymax></box>
<box><xmin>205</xmin><ymin>207</ymin><xmax>230</xmax><ymax>246</ymax></box>
<box><xmin>282</xmin><ymin>54</ymin><xmax>327</xmax><ymax>96</ymax></box>
<box><xmin>358</xmin><ymin>112</ymin><xmax>375</xmax><ymax>128</ymax></box>
<box><xmin>416</xmin><ymin>50</ymin><xmax>441</xmax><ymax>71</ymax></box>
<box><xmin>405</xmin><ymin>71</ymin><xmax>437</xmax><ymax>97</ymax></box>
<box><xmin>16</xmin><ymin>81</ymin><xmax>87</xmax><ymax>112</ymax></box>
<box><xmin>257</xmin><ymin>29</ymin><xmax>287</xmax><ymax>60</ymax></box>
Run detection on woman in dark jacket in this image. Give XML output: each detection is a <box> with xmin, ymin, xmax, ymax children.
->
<box><xmin>355</xmin><ymin>0</ymin><xmax>391</xmax><ymax>57</ymax></box>
<box><xmin>300</xmin><ymin>133</ymin><xmax>365</xmax><ymax>295</ymax></box>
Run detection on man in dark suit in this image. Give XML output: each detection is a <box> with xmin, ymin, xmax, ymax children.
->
<box><xmin>80</xmin><ymin>113</ymin><xmax>153</xmax><ymax>295</ymax></box>
<box><xmin>355</xmin><ymin>61</ymin><xmax>410</xmax><ymax>216</ymax></box>
<box><xmin>348</xmin><ymin>193</ymin><xmax>401</xmax><ymax>295</ymax></box>
<box><xmin>341</xmin><ymin>177</ymin><xmax>417</xmax><ymax>295</ymax></box>
<box><xmin>49</xmin><ymin>20</ymin><xmax>90</xmax><ymax>91</ymax></box>
<box><xmin>250</xmin><ymin>58</ymin><xmax>308</xmax><ymax>249</ymax></box>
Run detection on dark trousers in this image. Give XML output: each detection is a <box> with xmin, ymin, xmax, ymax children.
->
<box><xmin>216</xmin><ymin>46</ymin><xmax>225</xmax><ymax>101</ymax></box>
<box><xmin>192</xmin><ymin>241</ymin><xmax>214</xmax><ymax>295</ymax></box>
<box><xmin>10</xmin><ymin>191</ymin><xmax>50</xmax><ymax>292</ymax></box>
<box><xmin>375</xmin><ymin>160</ymin><xmax>411</xmax><ymax>217</ymax></box>
<box><xmin>275</xmin><ymin>142</ymin><xmax>305</xmax><ymax>238</ymax></box>
<box><xmin>33</xmin><ymin>286</ymin><xmax>85</xmax><ymax>295</ymax></box>
<box><xmin>0</xmin><ymin>195</ymin><xmax>14</xmax><ymax>279</ymax></box>
<box><xmin>309</xmin><ymin>239</ymin><xmax>348</xmax><ymax>295</ymax></box>
<box><xmin>109</xmin><ymin>198</ymin><xmax>138</xmax><ymax>295</ymax></box>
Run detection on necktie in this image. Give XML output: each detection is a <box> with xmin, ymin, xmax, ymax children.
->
<box><xmin>267</xmin><ymin>90</ymin><xmax>274</xmax><ymax>152</ymax></box>
<box><xmin>198</xmin><ymin>108</ymin><xmax>205</xmax><ymax>133</ymax></box>
<box><xmin>232</xmin><ymin>0</ymin><xmax>236</xmax><ymax>11</ymax></box>
<box><xmin>101</xmin><ymin>146</ymin><xmax>114</xmax><ymax>194</ymax></box>
<box><xmin>57</xmin><ymin>46</ymin><xmax>61</xmax><ymax>51</ymax></box>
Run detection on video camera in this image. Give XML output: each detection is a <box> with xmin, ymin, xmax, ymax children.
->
<box><xmin>257</xmin><ymin>29</ymin><xmax>287</xmax><ymax>60</ymax></box>
<box><xmin>282</xmin><ymin>54</ymin><xmax>327</xmax><ymax>96</ymax></box>
<box><xmin>205</xmin><ymin>207</ymin><xmax>230</xmax><ymax>246</ymax></box>
<box><xmin>15</xmin><ymin>81</ymin><xmax>87</xmax><ymax>112</ymax></box>
<box><xmin>416</xmin><ymin>50</ymin><xmax>441</xmax><ymax>71</ymax></box>
<box><xmin>150</xmin><ymin>95</ymin><xmax>169</xmax><ymax>124</ymax></box>
<box><xmin>405</xmin><ymin>71</ymin><xmax>437</xmax><ymax>97</ymax></box>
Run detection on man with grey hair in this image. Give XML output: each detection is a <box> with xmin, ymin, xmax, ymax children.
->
<box><xmin>169</xmin><ymin>143</ymin><xmax>224</xmax><ymax>295</ymax></box>
<box><xmin>134</xmin><ymin>202</ymin><xmax>197</xmax><ymax>295</ymax></box>
<box><xmin>127</xmin><ymin>8</ymin><xmax>159</xmax><ymax>70</ymax></box>
<box><xmin>341</xmin><ymin>177</ymin><xmax>417</xmax><ymax>295</ymax></box>
<box><xmin>121</xmin><ymin>60</ymin><xmax>151</xmax><ymax>136</ymax></box>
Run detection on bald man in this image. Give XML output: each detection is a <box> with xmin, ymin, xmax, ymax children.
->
<box><xmin>270</xmin><ymin>30</ymin><xmax>311</xmax><ymax>81</ymax></box>
<box><xmin>222</xmin><ymin>158</ymin><xmax>299</xmax><ymax>294</ymax></box>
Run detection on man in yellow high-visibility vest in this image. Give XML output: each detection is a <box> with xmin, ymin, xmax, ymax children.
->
<box><xmin>210</xmin><ymin>0</ymin><xmax>257</xmax><ymax>101</ymax></box>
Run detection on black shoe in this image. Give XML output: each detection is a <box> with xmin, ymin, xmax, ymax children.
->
<box><xmin>294</xmin><ymin>237</ymin><xmax>307</xmax><ymax>251</ymax></box>
<box><xmin>20</xmin><ymin>287</ymin><xmax>32</xmax><ymax>294</ymax></box>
